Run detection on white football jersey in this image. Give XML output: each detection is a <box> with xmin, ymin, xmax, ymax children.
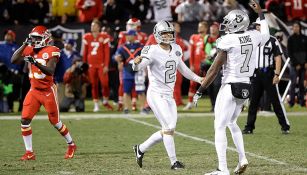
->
<box><xmin>133</xmin><ymin>43</ymin><xmax>201</xmax><ymax>95</ymax></box>
<box><xmin>217</xmin><ymin>29</ymin><xmax>268</xmax><ymax>84</ymax></box>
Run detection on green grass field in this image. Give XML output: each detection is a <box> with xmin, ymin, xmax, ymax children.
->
<box><xmin>0</xmin><ymin>98</ymin><xmax>306</xmax><ymax>175</ymax></box>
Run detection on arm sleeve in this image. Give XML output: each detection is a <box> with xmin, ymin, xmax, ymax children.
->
<box><xmin>259</xmin><ymin>20</ymin><xmax>270</xmax><ymax>46</ymax></box>
<box><xmin>178</xmin><ymin>58</ymin><xmax>202</xmax><ymax>83</ymax></box>
<box><xmin>132</xmin><ymin>56</ymin><xmax>152</xmax><ymax>71</ymax></box>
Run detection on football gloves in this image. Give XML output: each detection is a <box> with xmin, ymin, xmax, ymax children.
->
<box><xmin>193</xmin><ymin>91</ymin><xmax>202</xmax><ymax>107</ymax></box>
<box><xmin>24</xmin><ymin>56</ymin><xmax>37</xmax><ymax>65</ymax></box>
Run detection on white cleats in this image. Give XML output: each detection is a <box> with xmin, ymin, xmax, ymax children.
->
<box><xmin>204</xmin><ymin>169</ymin><xmax>230</xmax><ymax>175</ymax></box>
<box><xmin>234</xmin><ymin>158</ymin><xmax>248</xmax><ymax>174</ymax></box>
<box><xmin>183</xmin><ymin>102</ymin><xmax>193</xmax><ymax>110</ymax></box>
<box><xmin>93</xmin><ymin>104</ymin><xmax>99</xmax><ymax>112</ymax></box>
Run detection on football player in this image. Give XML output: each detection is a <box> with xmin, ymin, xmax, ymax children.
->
<box><xmin>193</xmin><ymin>0</ymin><xmax>270</xmax><ymax>174</ymax></box>
<box><xmin>11</xmin><ymin>26</ymin><xmax>77</xmax><ymax>160</ymax></box>
<box><xmin>82</xmin><ymin>19</ymin><xmax>113</xmax><ymax>112</ymax></box>
<box><xmin>132</xmin><ymin>21</ymin><xmax>203</xmax><ymax>169</ymax></box>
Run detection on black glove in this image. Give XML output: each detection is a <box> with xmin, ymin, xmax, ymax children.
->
<box><xmin>24</xmin><ymin>56</ymin><xmax>37</xmax><ymax>65</ymax></box>
<box><xmin>23</xmin><ymin>37</ymin><xmax>33</xmax><ymax>46</ymax></box>
<box><xmin>193</xmin><ymin>91</ymin><xmax>202</xmax><ymax>107</ymax></box>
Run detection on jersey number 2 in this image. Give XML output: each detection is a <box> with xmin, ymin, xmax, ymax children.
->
<box><xmin>240</xmin><ymin>44</ymin><xmax>253</xmax><ymax>73</ymax></box>
<box><xmin>165</xmin><ymin>60</ymin><xmax>176</xmax><ymax>83</ymax></box>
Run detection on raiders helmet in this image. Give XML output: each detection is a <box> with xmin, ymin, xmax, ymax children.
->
<box><xmin>153</xmin><ymin>20</ymin><xmax>175</xmax><ymax>44</ymax></box>
<box><xmin>220</xmin><ymin>10</ymin><xmax>250</xmax><ymax>34</ymax></box>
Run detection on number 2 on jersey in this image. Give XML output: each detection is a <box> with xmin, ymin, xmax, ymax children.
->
<box><xmin>240</xmin><ymin>44</ymin><xmax>253</xmax><ymax>73</ymax></box>
<box><xmin>165</xmin><ymin>60</ymin><xmax>176</xmax><ymax>83</ymax></box>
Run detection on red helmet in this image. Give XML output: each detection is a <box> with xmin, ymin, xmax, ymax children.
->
<box><xmin>29</xmin><ymin>26</ymin><xmax>52</xmax><ymax>48</ymax></box>
<box><xmin>126</xmin><ymin>18</ymin><xmax>141</xmax><ymax>31</ymax></box>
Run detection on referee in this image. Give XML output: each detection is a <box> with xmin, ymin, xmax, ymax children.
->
<box><xmin>243</xmin><ymin>19</ymin><xmax>290</xmax><ymax>134</ymax></box>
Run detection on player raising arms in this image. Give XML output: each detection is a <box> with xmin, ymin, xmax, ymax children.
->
<box><xmin>11</xmin><ymin>26</ymin><xmax>77</xmax><ymax>160</ymax></box>
<box><xmin>193</xmin><ymin>1</ymin><xmax>270</xmax><ymax>174</ymax></box>
<box><xmin>132</xmin><ymin>21</ymin><xmax>203</xmax><ymax>169</ymax></box>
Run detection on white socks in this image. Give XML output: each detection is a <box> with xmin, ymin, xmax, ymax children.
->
<box><xmin>23</xmin><ymin>134</ymin><xmax>33</xmax><ymax>152</ymax></box>
<box><xmin>163</xmin><ymin>134</ymin><xmax>177</xmax><ymax>165</ymax></box>
<box><xmin>215</xmin><ymin>126</ymin><xmax>228</xmax><ymax>171</ymax></box>
<box><xmin>139</xmin><ymin>131</ymin><xmax>162</xmax><ymax>153</ymax></box>
<box><xmin>228</xmin><ymin>123</ymin><xmax>246</xmax><ymax>162</ymax></box>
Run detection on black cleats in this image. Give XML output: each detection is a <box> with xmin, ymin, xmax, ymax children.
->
<box><xmin>242</xmin><ymin>129</ymin><xmax>253</xmax><ymax>134</ymax></box>
<box><xmin>171</xmin><ymin>161</ymin><xmax>185</xmax><ymax>170</ymax></box>
<box><xmin>133</xmin><ymin>145</ymin><xmax>144</xmax><ymax>168</ymax></box>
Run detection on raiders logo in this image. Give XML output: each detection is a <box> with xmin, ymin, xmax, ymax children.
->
<box><xmin>42</xmin><ymin>53</ymin><xmax>49</xmax><ymax>59</ymax></box>
<box><xmin>242</xmin><ymin>89</ymin><xmax>249</xmax><ymax>98</ymax></box>
<box><xmin>175</xmin><ymin>51</ymin><xmax>181</xmax><ymax>56</ymax></box>
<box><xmin>235</xmin><ymin>15</ymin><xmax>243</xmax><ymax>23</ymax></box>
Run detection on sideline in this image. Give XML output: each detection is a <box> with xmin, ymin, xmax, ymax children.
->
<box><xmin>0</xmin><ymin>111</ymin><xmax>306</xmax><ymax>120</ymax></box>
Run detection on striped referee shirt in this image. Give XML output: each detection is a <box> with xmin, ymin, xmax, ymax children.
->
<box><xmin>256</xmin><ymin>36</ymin><xmax>283</xmax><ymax>69</ymax></box>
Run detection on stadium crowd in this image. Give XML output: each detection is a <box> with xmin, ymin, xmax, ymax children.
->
<box><xmin>0</xmin><ymin>0</ymin><xmax>306</xmax><ymax>113</ymax></box>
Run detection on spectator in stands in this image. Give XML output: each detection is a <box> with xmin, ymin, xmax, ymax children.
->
<box><xmin>51</xmin><ymin>0</ymin><xmax>77</xmax><ymax>24</ymax></box>
<box><xmin>147</xmin><ymin>0</ymin><xmax>173</xmax><ymax>22</ymax></box>
<box><xmin>55</xmin><ymin>39</ymin><xmax>81</xmax><ymax>106</ymax></box>
<box><xmin>0</xmin><ymin>30</ymin><xmax>21</xmax><ymax>112</ymax></box>
<box><xmin>82</xmin><ymin>19</ymin><xmax>113</xmax><ymax>112</ymax></box>
<box><xmin>287</xmin><ymin>21</ymin><xmax>307</xmax><ymax>107</ymax></box>
<box><xmin>102</xmin><ymin>0</ymin><xmax>127</xmax><ymax>25</ymax></box>
<box><xmin>184</xmin><ymin>21</ymin><xmax>209</xmax><ymax>110</ymax></box>
<box><xmin>175</xmin><ymin>0</ymin><xmax>206</xmax><ymax>22</ymax></box>
<box><xmin>114</xmin><ymin>30</ymin><xmax>146</xmax><ymax>114</ymax></box>
<box><xmin>76</xmin><ymin>0</ymin><xmax>103</xmax><ymax>23</ymax></box>
<box><xmin>60</xmin><ymin>58</ymin><xmax>90</xmax><ymax>112</ymax></box>
<box><xmin>285</xmin><ymin>0</ymin><xmax>306</xmax><ymax>21</ymax></box>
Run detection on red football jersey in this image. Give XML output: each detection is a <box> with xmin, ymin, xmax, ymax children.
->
<box><xmin>189</xmin><ymin>34</ymin><xmax>207</xmax><ymax>66</ymax></box>
<box><xmin>285</xmin><ymin>0</ymin><xmax>307</xmax><ymax>20</ymax></box>
<box><xmin>118</xmin><ymin>31</ymin><xmax>148</xmax><ymax>46</ymax></box>
<box><xmin>82</xmin><ymin>32</ymin><xmax>110</xmax><ymax>67</ymax></box>
<box><xmin>22</xmin><ymin>45</ymin><xmax>60</xmax><ymax>89</ymax></box>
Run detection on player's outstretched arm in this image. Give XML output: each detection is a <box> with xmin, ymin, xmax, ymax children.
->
<box><xmin>250</xmin><ymin>0</ymin><xmax>270</xmax><ymax>44</ymax></box>
<box><xmin>132</xmin><ymin>55</ymin><xmax>151</xmax><ymax>71</ymax></box>
<box><xmin>198</xmin><ymin>50</ymin><xmax>226</xmax><ymax>93</ymax></box>
<box><xmin>193</xmin><ymin>50</ymin><xmax>226</xmax><ymax>106</ymax></box>
<box><xmin>177</xmin><ymin>58</ymin><xmax>203</xmax><ymax>84</ymax></box>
